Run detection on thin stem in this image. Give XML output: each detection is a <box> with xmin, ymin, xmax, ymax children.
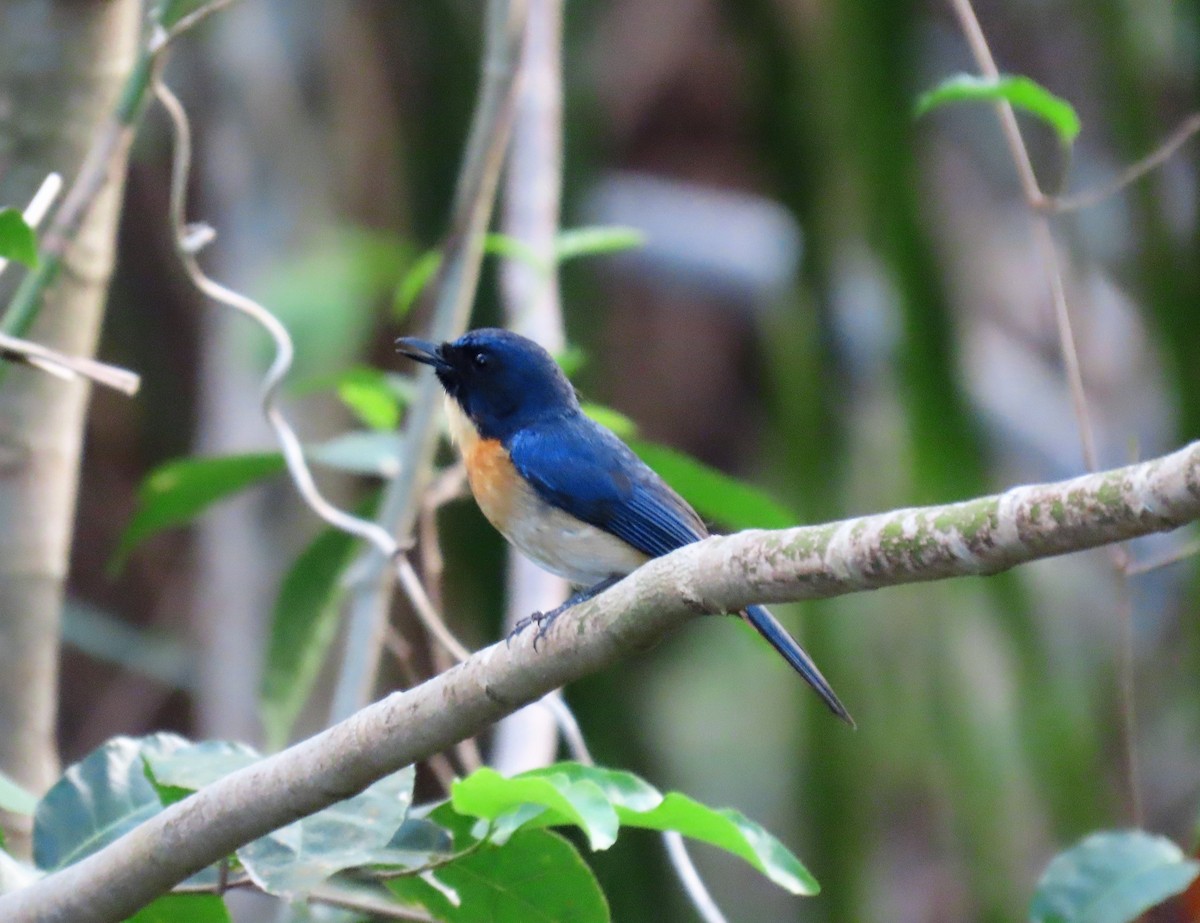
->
<box><xmin>945</xmin><ymin>0</ymin><xmax>1142</xmax><ymax>824</ymax></box>
<box><xmin>329</xmin><ymin>0</ymin><xmax>529</xmax><ymax>723</ymax></box>
<box><xmin>1046</xmin><ymin>113</ymin><xmax>1200</xmax><ymax>214</ymax></box>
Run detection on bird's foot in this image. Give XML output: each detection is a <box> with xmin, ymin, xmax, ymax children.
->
<box><xmin>506</xmin><ymin>575</ymin><xmax>622</xmax><ymax>650</ymax></box>
<box><xmin>508</xmin><ymin>602</ymin><xmax>568</xmax><ymax>649</ymax></box>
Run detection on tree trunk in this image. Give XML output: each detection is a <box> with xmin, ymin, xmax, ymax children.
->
<box><xmin>0</xmin><ymin>0</ymin><xmax>142</xmax><ymax>851</ymax></box>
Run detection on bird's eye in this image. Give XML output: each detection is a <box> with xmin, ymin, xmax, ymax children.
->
<box><xmin>472</xmin><ymin>352</ymin><xmax>489</xmax><ymax>369</ymax></box>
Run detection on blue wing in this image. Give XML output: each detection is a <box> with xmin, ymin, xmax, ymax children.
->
<box><xmin>507</xmin><ymin>413</ymin><xmax>707</xmax><ymax>558</ymax></box>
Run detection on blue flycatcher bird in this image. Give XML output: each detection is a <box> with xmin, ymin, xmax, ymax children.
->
<box><xmin>397</xmin><ymin>328</ymin><xmax>853</xmax><ymax>725</ymax></box>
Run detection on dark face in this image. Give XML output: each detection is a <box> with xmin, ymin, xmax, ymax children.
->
<box><xmin>397</xmin><ymin>328</ymin><xmax>578</xmax><ymax>439</ymax></box>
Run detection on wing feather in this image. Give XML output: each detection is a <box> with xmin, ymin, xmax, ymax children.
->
<box><xmin>507</xmin><ymin>414</ymin><xmax>706</xmax><ymax>558</ymax></box>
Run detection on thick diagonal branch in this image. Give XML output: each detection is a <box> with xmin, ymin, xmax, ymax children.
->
<box><xmin>2</xmin><ymin>442</ymin><xmax>1198</xmax><ymax>923</ymax></box>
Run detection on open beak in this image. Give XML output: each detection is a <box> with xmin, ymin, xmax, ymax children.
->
<box><xmin>395</xmin><ymin>337</ymin><xmax>450</xmax><ymax>372</ymax></box>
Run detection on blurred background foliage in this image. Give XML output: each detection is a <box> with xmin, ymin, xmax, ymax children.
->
<box><xmin>53</xmin><ymin>0</ymin><xmax>1200</xmax><ymax>920</ymax></box>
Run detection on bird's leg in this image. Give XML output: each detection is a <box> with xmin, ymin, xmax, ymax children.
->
<box><xmin>509</xmin><ymin>575</ymin><xmax>623</xmax><ymax>648</ymax></box>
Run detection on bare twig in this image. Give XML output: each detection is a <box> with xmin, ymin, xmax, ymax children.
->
<box><xmin>946</xmin><ymin>0</ymin><xmax>1143</xmax><ymax>823</ymax></box>
<box><xmin>1125</xmin><ymin>538</ymin><xmax>1200</xmax><ymax>576</ymax></box>
<box><xmin>330</xmin><ymin>0</ymin><xmax>529</xmax><ymax>723</ymax></box>
<box><xmin>1046</xmin><ymin>114</ymin><xmax>1200</xmax><ymax>214</ymax></box>
<box><xmin>154</xmin><ymin>78</ymin><xmax>400</xmax><ymax>558</ymax></box>
<box><xmin>5</xmin><ymin>441</ymin><xmax>1200</xmax><ymax>922</ymax></box>
<box><xmin>0</xmin><ymin>332</ymin><xmax>139</xmax><ymax>394</ymax></box>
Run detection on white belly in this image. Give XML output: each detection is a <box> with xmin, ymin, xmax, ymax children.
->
<box><xmin>500</xmin><ymin>489</ymin><xmax>649</xmax><ymax>587</ymax></box>
<box><xmin>444</xmin><ymin>396</ymin><xmax>648</xmax><ymax>586</ymax></box>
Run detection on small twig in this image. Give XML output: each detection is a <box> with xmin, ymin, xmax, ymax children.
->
<box><xmin>305</xmin><ymin>886</ymin><xmax>434</xmax><ymax>922</ymax></box>
<box><xmin>946</xmin><ymin>0</ymin><xmax>1143</xmax><ymax>825</ymax></box>
<box><xmin>0</xmin><ymin>173</ymin><xmax>62</xmax><ymax>281</ymax></box>
<box><xmin>329</xmin><ymin>0</ymin><xmax>528</xmax><ymax>723</ymax></box>
<box><xmin>1045</xmin><ymin>113</ymin><xmax>1200</xmax><ymax>214</ymax></box>
<box><xmin>1125</xmin><ymin>538</ymin><xmax>1200</xmax><ymax>576</ymax></box>
<box><xmin>0</xmin><ymin>331</ymin><xmax>140</xmax><ymax>394</ymax></box>
<box><xmin>155</xmin><ymin>77</ymin><xmax>401</xmax><ymax>558</ymax></box>
<box><xmin>156</xmin><ymin>0</ymin><xmax>242</xmax><ymax>47</ymax></box>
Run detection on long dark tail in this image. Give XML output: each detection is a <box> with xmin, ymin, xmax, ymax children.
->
<box><xmin>743</xmin><ymin>605</ymin><xmax>855</xmax><ymax>727</ymax></box>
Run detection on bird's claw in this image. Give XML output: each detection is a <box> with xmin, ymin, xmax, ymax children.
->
<box><xmin>507</xmin><ymin>607</ymin><xmax>562</xmax><ymax>650</ymax></box>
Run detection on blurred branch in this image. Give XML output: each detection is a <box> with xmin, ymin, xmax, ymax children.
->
<box><xmin>329</xmin><ymin>0</ymin><xmax>529</xmax><ymax>722</ymax></box>
<box><xmin>492</xmin><ymin>0</ymin><xmax>569</xmax><ymax>780</ymax></box>
<box><xmin>0</xmin><ymin>332</ymin><xmax>139</xmax><ymax>394</ymax></box>
<box><xmin>1046</xmin><ymin>113</ymin><xmax>1200</xmax><ymax>214</ymax></box>
<box><xmin>0</xmin><ymin>1</ymin><xmax>142</xmax><ymax>857</ymax></box>
<box><xmin>946</xmin><ymin>0</ymin><xmax>1142</xmax><ymax>821</ymax></box>
<box><xmin>6</xmin><ymin>442</ymin><xmax>1200</xmax><ymax>921</ymax></box>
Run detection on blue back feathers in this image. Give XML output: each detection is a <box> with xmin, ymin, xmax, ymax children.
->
<box><xmin>438</xmin><ymin>328</ymin><xmax>708</xmax><ymax>557</ymax></box>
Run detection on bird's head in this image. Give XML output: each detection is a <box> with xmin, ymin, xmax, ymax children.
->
<box><xmin>396</xmin><ymin>328</ymin><xmax>578</xmax><ymax>440</ymax></box>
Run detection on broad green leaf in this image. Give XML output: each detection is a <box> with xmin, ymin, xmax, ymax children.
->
<box><xmin>112</xmin><ymin>453</ymin><xmax>286</xmax><ymax>574</ymax></box>
<box><xmin>630</xmin><ymin>440</ymin><xmax>797</xmax><ymax>530</ymax></box>
<box><xmin>1030</xmin><ymin>830</ymin><xmax>1200</xmax><ymax>923</ymax></box>
<box><xmin>394</xmin><ymin>250</ymin><xmax>442</xmax><ymax>318</ymax></box>
<box><xmin>335</xmin><ymin>366</ymin><xmax>404</xmax><ymax>431</ymax></box>
<box><xmin>554</xmin><ymin>226</ymin><xmax>645</xmax><ymax>264</ymax></box>
<box><xmin>144</xmin><ymin>739</ymin><xmax>261</xmax><ymax>794</ymax></box>
<box><xmin>237</xmin><ymin>767</ymin><xmax>415</xmax><ymax>898</ymax></box>
<box><xmin>387</xmin><ymin>827</ymin><xmax>608</xmax><ymax>923</ymax></box>
<box><xmin>33</xmin><ymin>734</ymin><xmax>191</xmax><ymax>871</ymax></box>
<box><xmin>260</xmin><ymin>517</ymin><xmax>368</xmax><ymax>750</ymax></box>
<box><xmin>306</xmin><ymin>430</ymin><xmax>404</xmax><ymax>477</ymax></box>
<box><xmin>0</xmin><ymin>208</ymin><xmax>37</xmax><ymax>268</ymax></box>
<box><xmin>452</xmin><ymin>768</ymin><xmax>619</xmax><ymax>850</ymax></box>
<box><xmin>580</xmin><ymin>403</ymin><xmax>637</xmax><ymax>439</ymax></box>
<box><xmin>0</xmin><ymin>771</ymin><xmax>37</xmax><ymax>816</ymax></box>
<box><xmin>126</xmin><ymin>894</ymin><xmax>231</xmax><ymax>923</ymax></box>
<box><xmin>452</xmin><ymin>763</ymin><xmax>817</xmax><ymax>896</ymax></box>
<box><xmin>915</xmin><ymin>73</ymin><xmax>1080</xmax><ymax>145</ymax></box>
<box><xmin>612</xmin><ymin>791</ymin><xmax>817</xmax><ymax>895</ymax></box>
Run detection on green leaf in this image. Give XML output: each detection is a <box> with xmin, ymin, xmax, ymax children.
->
<box><xmin>453</xmin><ymin>768</ymin><xmax>619</xmax><ymax>851</ymax></box>
<box><xmin>125</xmin><ymin>894</ymin><xmax>231</xmax><ymax>923</ymax></box>
<box><xmin>915</xmin><ymin>73</ymin><xmax>1081</xmax><ymax>145</ymax></box>
<box><xmin>1029</xmin><ymin>830</ymin><xmax>1200</xmax><ymax>923</ymax></box>
<box><xmin>260</xmin><ymin>517</ymin><xmax>368</xmax><ymax>750</ymax></box>
<box><xmin>0</xmin><ymin>208</ymin><xmax>38</xmax><ymax>268</ymax></box>
<box><xmin>554</xmin><ymin>226</ymin><xmax>645</xmax><ymax>264</ymax></box>
<box><xmin>112</xmin><ymin>453</ymin><xmax>286</xmax><ymax>574</ymax></box>
<box><xmin>0</xmin><ymin>771</ymin><xmax>37</xmax><ymax>816</ymax></box>
<box><xmin>629</xmin><ymin>440</ymin><xmax>797</xmax><ymax>530</ymax></box>
<box><xmin>33</xmin><ymin>734</ymin><xmax>192</xmax><ymax>871</ymax></box>
<box><xmin>451</xmin><ymin>763</ymin><xmax>818</xmax><ymax>896</ymax></box>
<box><xmin>387</xmin><ymin>826</ymin><xmax>609</xmax><ymax>923</ymax></box>
<box><xmin>236</xmin><ymin>767</ymin><xmax>415</xmax><ymax>898</ymax></box>
<box><xmin>144</xmin><ymin>739</ymin><xmax>261</xmax><ymax>794</ymax></box>
<box><xmin>393</xmin><ymin>249</ymin><xmax>442</xmax><ymax>319</ymax></box>
<box><xmin>335</xmin><ymin>366</ymin><xmax>404</xmax><ymax>431</ymax></box>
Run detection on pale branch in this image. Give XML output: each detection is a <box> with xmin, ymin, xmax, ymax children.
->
<box><xmin>2</xmin><ymin>443</ymin><xmax>1198</xmax><ymax>923</ymax></box>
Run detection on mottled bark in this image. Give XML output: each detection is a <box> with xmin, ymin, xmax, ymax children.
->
<box><xmin>0</xmin><ymin>0</ymin><xmax>142</xmax><ymax>847</ymax></box>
